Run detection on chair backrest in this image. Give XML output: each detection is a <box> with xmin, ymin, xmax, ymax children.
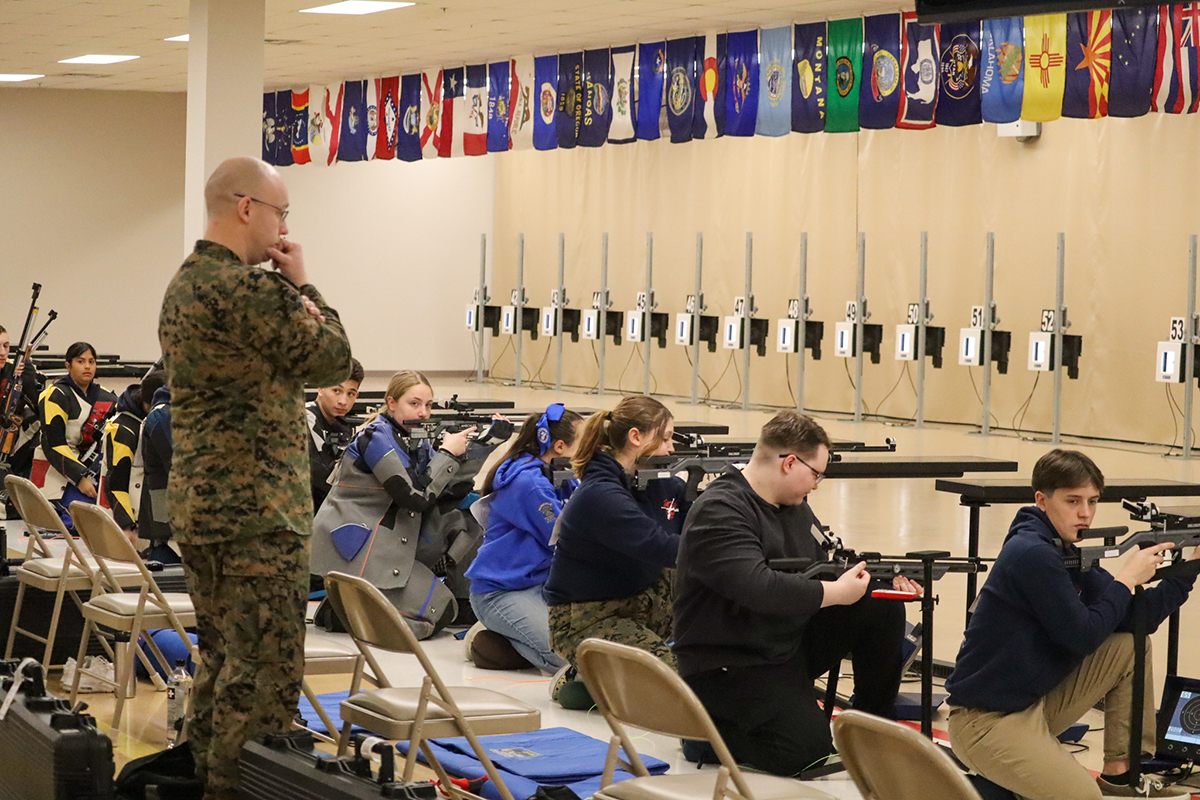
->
<box><xmin>6</xmin><ymin>475</ymin><xmax>89</xmax><ymax>565</ymax></box>
<box><xmin>68</xmin><ymin>503</ymin><xmax>153</xmax><ymax>596</ymax></box>
<box><xmin>832</xmin><ymin>711</ymin><xmax>983</xmax><ymax>800</ymax></box>
<box><xmin>324</xmin><ymin>571</ymin><xmax>422</xmax><ymax>655</ymax></box>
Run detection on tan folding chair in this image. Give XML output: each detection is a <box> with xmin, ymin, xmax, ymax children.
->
<box><xmin>298</xmin><ymin>634</ymin><xmax>378</xmax><ymax>746</ymax></box>
<box><xmin>68</xmin><ymin>502</ymin><xmax>197</xmax><ymax>729</ymax></box>
<box><xmin>832</xmin><ymin>710</ymin><xmax>982</xmax><ymax>800</ymax></box>
<box><xmin>323</xmin><ymin>571</ymin><xmax>540</xmax><ymax>800</ymax></box>
<box><xmin>3</xmin><ymin>475</ymin><xmax>142</xmax><ymax>669</ymax></box>
<box><xmin>575</xmin><ymin>638</ymin><xmax>836</xmax><ymax>800</ymax></box>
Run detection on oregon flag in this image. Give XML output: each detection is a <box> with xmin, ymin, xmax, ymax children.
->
<box><xmin>1022</xmin><ymin>13</ymin><xmax>1068</xmax><ymax>122</ymax></box>
<box><xmin>827</xmin><ymin>17</ymin><xmax>864</xmax><ymax>132</ymax></box>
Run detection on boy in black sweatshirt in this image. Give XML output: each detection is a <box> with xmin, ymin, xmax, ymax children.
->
<box><xmin>946</xmin><ymin>449</ymin><xmax>1195</xmax><ymax>799</ymax></box>
<box><xmin>673</xmin><ymin>410</ymin><xmax>918</xmax><ymax>776</ymax></box>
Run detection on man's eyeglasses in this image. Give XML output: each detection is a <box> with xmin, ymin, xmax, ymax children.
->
<box><xmin>233</xmin><ymin>193</ymin><xmax>289</xmax><ymax>221</ymax></box>
<box><xmin>780</xmin><ymin>452</ymin><xmax>825</xmax><ymax>484</ymax></box>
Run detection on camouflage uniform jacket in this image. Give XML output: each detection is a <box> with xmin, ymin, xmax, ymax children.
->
<box><xmin>158</xmin><ymin>240</ymin><xmax>353</xmax><ymax>545</ymax></box>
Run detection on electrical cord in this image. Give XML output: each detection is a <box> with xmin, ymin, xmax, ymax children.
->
<box><xmin>784</xmin><ymin>355</ymin><xmax>797</xmax><ymax>408</ymax></box>
<box><xmin>616</xmin><ymin>345</ymin><xmax>639</xmax><ymax>395</ymax></box>
<box><xmin>843</xmin><ymin>358</ymin><xmax>873</xmax><ymax>417</ymax></box>
<box><xmin>529</xmin><ymin>338</ymin><xmax>554</xmax><ymax>389</ymax></box>
<box><xmin>705</xmin><ymin>351</ymin><xmax>735</xmax><ymax>404</ymax></box>
<box><xmin>633</xmin><ymin>343</ymin><xmax>658</xmax><ymax>395</ymax></box>
<box><xmin>967</xmin><ymin>366</ymin><xmax>1000</xmax><ymax>429</ymax></box>
<box><xmin>1012</xmin><ymin>372</ymin><xmax>1041</xmax><ymax>439</ymax></box>
<box><xmin>872</xmin><ymin>362</ymin><xmax>910</xmax><ymax>420</ymax></box>
<box><xmin>1167</xmin><ymin>383</ymin><xmax>1181</xmax><ymax>452</ymax></box>
<box><xmin>683</xmin><ymin>348</ymin><xmax>713</xmax><ymax>400</ymax></box>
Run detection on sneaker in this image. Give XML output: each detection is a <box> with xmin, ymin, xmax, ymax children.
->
<box><xmin>549</xmin><ymin>664</ymin><xmax>576</xmax><ymax>701</ymax></box>
<box><xmin>1097</xmin><ymin>773</ymin><xmax>1191</xmax><ymax>797</ymax></box>
<box><xmin>74</xmin><ymin>655</ymin><xmax>114</xmax><ymax>693</ymax></box>
<box><xmin>463</xmin><ymin>622</ymin><xmax>487</xmax><ymax>661</ymax></box>
<box><xmin>469</xmin><ymin>630</ymin><xmax>534</xmax><ymax>671</ymax></box>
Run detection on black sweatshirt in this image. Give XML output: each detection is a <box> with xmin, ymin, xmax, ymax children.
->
<box><xmin>672</xmin><ymin>468</ymin><xmax>826</xmax><ymax>678</ymax></box>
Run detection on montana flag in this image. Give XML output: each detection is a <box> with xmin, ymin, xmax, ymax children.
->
<box><xmin>793</xmin><ymin>22</ymin><xmax>827</xmax><ymax>132</ymax></box>
<box><xmin>510</xmin><ymin>56</ymin><xmax>535</xmax><ymax>150</ymax></box>
<box><xmin>609</xmin><ymin>45</ymin><xmax>637</xmax><ymax>143</ymax></box>
<box><xmin>337</xmin><ymin>80</ymin><xmax>368</xmax><ymax>162</ymax></box>
<box><xmin>443</xmin><ymin>67</ymin><xmax>465</xmax><ymax>157</ymax></box>
<box><xmin>937</xmin><ymin>21</ymin><xmax>982</xmax><ymax>126</ymax></box>
<box><xmin>1153</xmin><ymin>4</ymin><xmax>1200</xmax><ymax>114</ymax></box>
<box><xmin>1023</xmin><ymin>14</ymin><xmax>1068</xmax><ymax>121</ymax></box>
<box><xmin>376</xmin><ymin>76</ymin><xmax>399</xmax><ymax>159</ymax></box>
<box><xmin>364</xmin><ymin>80</ymin><xmax>378</xmax><ymax>159</ymax></box>
<box><xmin>1063</xmin><ymin>10</ymin><xmax>1112</xmax><ymax>118</ymax></box>
<box><xmin>291</xmin><ymin>88</ymin><xmax>311</xmax><ymax>164</ymax></box>
<box><xmin>580</xmin><ymin>48</ymin><xmax>612</xmax><ymax>147</ymax></box>
<box><xmin>488</xmin><ymin>60</ymin><xmax>512</xmax><ymax>152</ymax></box>
<box><xmin>324</xmin><ymin>83</ymin><xmax>343</xmax><ymax>166</ymax></box>
<box><xmin>533</xmin><ymin>55</ymin><xmax>558</xmax><ymax>150</ymax></box>
<box><xmin>637</xmin><ymin>42</ymin><xmax>667</xmax><ymax>140</ymax></box>
<box><xmin>274</xmin><ymin>90</ymin><xmax>293</xmax><ymax>166</ymax></box>
<box><xmin>697</xmin><ymin>32</ymin><xmax>726</xmax><ymax>138</ymax></box>
<box><xmin>420</xmin><ymin>69</ymin><xmax>443</xmax><ymax>159</ymax></box>
<box><xmin>262</xmin><ymin>92</ymin><xmax>277</xmax><ymax>164</ymax></box>
<box><xmin>756</xmin><ymin>26</ymin><xmax>792</xmax><ymax>135</ymax></box>
<box><xmin>557</xmin><ymin>52</ymin><xmax>584</xmax><ymax>148</ymax></box>
<box><xmin>826</xmin><ymin>18</ymin><xmax>862</xmax><ymax>132</ymax></box>
<box><xmin>307</xmin><ymin>86</ymin><xmax>330</xmax><ymax>166</ymax></box>
<box><xmin>859</xmin><ymin>14</ymin><xmax>901</xmax><ymax>129</ymax></box>
<box><xmin>897</xmin><ymin>13</ymin><xmax>939</xmax><ymax>129</ymax></box>
<box><xmin>396</xmin><ymin>74</ymin><xmax>423</xmax><ymax>162</ymax></box>
<box><xmin>464</xmin><ymin>65</ymin><xmax>488</xmax><ymax>156</ymax></box>
<box><xmin>725</xmin><ymin>30</ymin><xmax>759</xmax><ymax>136</ymax></box>
<box><xmin>1109</xmin><ymin>7</ymin><xmax>1158</xmax><ymax>117</ymax></box>
<box><xmin>666</xmin><ymin>37</ymin><xmax>699</xmax><ymax>142</ymax></box>
<box><xmin>980</xmin><ymin>17</ymin><xmax>1024</xmax><ymax>123</ymax></box>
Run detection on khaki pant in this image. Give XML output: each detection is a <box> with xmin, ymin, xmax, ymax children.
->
<box><xmin>948</xmin><ymin>633</ymin><xmax>1157</xmax><ymax>800</ymax></box>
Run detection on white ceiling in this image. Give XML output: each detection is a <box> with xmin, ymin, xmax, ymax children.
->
<box><xmin>0</xmin><ymin>0</ymin><xmax>907</xmax><ymax>92</ymax></box>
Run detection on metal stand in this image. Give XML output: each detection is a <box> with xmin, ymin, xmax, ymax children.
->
<box><xmin>690</xmin><ymin>233</ymin><xmax>706</xmax><ymax>406</ymax></box>
<box><xmin>644</xmin><ymin>232</ymin><xmax>655</xmax><ymax>396</ymax></box>
<box><xmin>515</xmin><ymin>234</ymin><xmax>526</xmax><ymax>388</ymax></box>
<box><xmin>475</xmin><ymin>233</ymin><xmax>488</xmax><ymax>386</ymax></box>
<box><xmin>797</xmin><ymin>232</ymin><xmax>809</xmax><ymax>412</ymax></box>
<box><xmin>916</xmin><ymin>232</ymin><xmax>929</xmax><ymax>428</ymax></box>
<box><xmin>555</xmin><ymin>233</ymin><xmax>567</xmax><ymax>392</ymax></box>
<box><xmin>854</xmin><ymin>232</ymin><xmax>867</xmax><ymax>422</ymax></box>
<box><xmin>743</xmin><ymin>232</ymin><xmax>756</xmax><ymax>411</ymax></box>
<box><xmin>1052</xmin><ymin>233</ymin><xmax>1067</xmax><ymax>444</ymax></box>
<box><xmin>1185</xmin><ymin>235</ymin><xmax>1197</xmax><ymax>459</ymax></box>
<box><xmin>598</xmin><ymin>233</ymin><xmax>610</xmax><ymax>398</ymax></box>
<box><xmin>982</xmin><ymin>232</ymin><xmax>996</xmax><ymax>435</ymax></box>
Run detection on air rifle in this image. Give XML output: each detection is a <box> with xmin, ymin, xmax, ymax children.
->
<box><xmin>402</xmin><ymin>414</ymin><xmax>514</xmax><ymax>449</ymax></box>
<box><xmin>1064</xmin><ymin>500</ymin><xmax>1200</xmax><ymax>581</ymax></box>
<box><xmin>0</xmin><ymin>284</ymin><xmax>56</xmax><ymax>468</ymax></box>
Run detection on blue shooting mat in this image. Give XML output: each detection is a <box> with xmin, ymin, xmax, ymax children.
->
<box><xmin>296</xmin><ymin>689</ymin><xmax>362</xmax><ymax>736</ymax></box>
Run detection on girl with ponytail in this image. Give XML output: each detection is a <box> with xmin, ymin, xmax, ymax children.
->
<box><xmin>464</xmin><ymin>403</ymin><xmax>583</xmax><ymax>673</ymax></box>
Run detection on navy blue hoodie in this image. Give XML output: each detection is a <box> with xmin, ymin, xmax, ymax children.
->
<box><xmin>543</xmin><ymin>451</ymin><xmax>686</xmax><ymax>605</ymax></box>
<box><xmin>946</xmin><ymin>506</ymin><xmax>1195</xmax><ymax>713</ymax></box>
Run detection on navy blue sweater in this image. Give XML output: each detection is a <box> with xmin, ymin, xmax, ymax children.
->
<box><xmin>543</xmin><ymin>451</ymin><xmax>686</xmax><ymax>605</ymax></box>
<box><xmin>946</xmin><ymin>506</ymin><xmax>1195</xmax><ymax>713</ymax></box>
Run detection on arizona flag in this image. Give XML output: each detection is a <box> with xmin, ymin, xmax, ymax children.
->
<box><xmin>420</xmin><ymin>69</ymin><xmax>443</xmax><ymax>159</ymax></box>
<box><xmin>1153</xmin><ymin>4</ymin><xmax>1200</xmax><ymax>114</ymax></box>
<box><xmin>756</xmin><ymin>26</ymin><xmax>792</xmax><ymax>136</ymax></box>
<box><xmin>609</xmin><ymin>45</ymin><xmax>637</xmax><ymax>143</ymax></box>
<box><xmin>1023</xmin><ymin>14</ymin><xmax>1068</xmax><ymax>122</ymax></box>
<box><xmin>666</xmin><ymin>37</ymin><xmax>699</xmax><ymax>143</ymax></box>
<box><xmin>859</xmin><ymin>14</ymin><xmax>901</xmax><ymax>130</ymax></box>
<box><xmin>510</xmin><ymin>56</ymin><xmax>536</xmax><ymax>150</ymax></box>
<box><xmin>826</xmin><ymin>18</ymin><xmax>862</xmax><ymax>133</ymax></box>
<box><xmin>636</xmin><ymin>42</ymin><xmax>667</xmax><ymax>140</ymax></box>
<box><xmin>376</xmin><ymin>76</ymin><xmax>400</xmax><ymax>159</ymax></box>
<box><xmin>1063</xmin><ymin>10</ymin><xmax>1112</xmax><ymax>118</ymax></box>
<box><xmin>724</xmin><ymin>30</ymin><xmax>759</xmax><ymax>136</ymax></box>
<box><xmin>396</xmin><ymin>74</ymin><xmax>423</xmax><ymax>162</ymax></box>
<box><xmin>1109</xmin><ymin>7</ymin><xmax>1157</xmax><ymax>118</ymax></box>
<box><xmin>793</xmin><ymin>21</ymin><xmax>827</xmax><ymax>133</ymax></box>
<box><xmin>291</xmin><ymin>88</ymin><xmax>311</xmax><ymax>164</ymax></box>
<box><xmin>980</xmin><ymin>17</ymin><xmax>1024</xmax><ymax>123</ymax></box>
<box><xmin>488</xmin><ymin>60</ymin><xmax>513</xmax><ymax>152</ymax></box>
<box><xmin>324</xmin><ymin>83</ymin><xmax>343</xmax><ymax>166</ymax></box>
<box><xmin>533</xmin><ymin>55</ymin><xmax>558</xmax><ymax>151</ymax></box>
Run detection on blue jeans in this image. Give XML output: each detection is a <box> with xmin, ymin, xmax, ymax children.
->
<box><xmin>469</xmin><ymin>586</ymin><xmax>566</xmax><ymax>674</ymax></box>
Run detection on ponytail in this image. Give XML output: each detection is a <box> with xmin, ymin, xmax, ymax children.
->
<box><xmin>363</xmin><ymin>369</ymin><xmax>432</xmax><ymax>426</ymax></box>
<box><xmin>570</xmin><ymin>395</ymin><xmax>672</xmax><ymax>478</ymax></box>
<box><xmin>482</xmin><ymin>407</ymin><xmax>583</xmax><ymax>494</ymax></box>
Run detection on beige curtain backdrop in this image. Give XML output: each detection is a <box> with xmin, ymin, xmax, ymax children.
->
<box><xmin>491</xmin><ymin>113</ymin><xmax>1200</xmax><ymax>446</ymax></box>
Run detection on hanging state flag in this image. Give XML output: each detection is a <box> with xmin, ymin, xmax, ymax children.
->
<box><xmin>510</xmin><ymin>57</ymin><xmax>535</xmax><ymax>150</ymax></box>
<box><xmin>364</xmin><ymin>80</ymin><xmax>378</xmax><ymax>159</ymax></box>
<box><xmin>859</xmin><ymin>14</ymin><xmax>901</xmax><ymax>129</ymax></box>
<box><xmin>609</xmin><ymin>45</ymin><xmax>637</xmax><ymax>143</ymax></box>
<box><xmin>291</xmin><ymin>88</ymin><xmax>311</xmax><ymax>164</ymax></box>
<box><xmin>324</xmin><ymin>83</ymin><xmax>343</xmax><ymax>166</ymax></box>
<box><xmin>262</xmin><ymin>92</ymin><xmax>277</xmax><ymax>164</ymax></box>
<box><xmin>1023</xmin><ymin>14</ymin><xmax>1068</xmax><ymax>121</ymax></box>
<box><xmin>420</xmin><ymin>69</ymin><xmax>443</xmax><ymax>159</ymax></box>
<box><xmin>488</xmin><ymin>61</ymin><xmax>512</xmax><ymax>152</ymax></box>
<box><xmin>696</xmin><ymin>32</ymin><xmax>726</xmax><ymax>138</ymax></box>
<box><xmin>937</xmin><ymin>21</ymin><xmax>982</xmax><ymax>126</ymax></box>
<box><xmin>666</xmin><ymin>37</ymin><xmax>699</xmax><ymax>143</ymax></box>
<box><xmin>463</xmin><ymin>65</ymin><xmax>488</xmax><ymax>156</ymax></box>
<box><xmin>442</xmin><ymin>67</ymin><xmax>465</xmax><ymax>157</ymax></box>
<box><xmin>980</xmin><ymin>17</ymin><xmax>1024</xmax><ymax>123</ymax></box>
<box><xmin>897</xmin><ymin>13</ymin><xmax>939</xmax><ymax>129</ymax></box>
<box><xmin>375</xmin><ymin>76</ymin><xmax>399</xmax><ymax>159</ymax></box>
<box><xmin>533</xmin><ymin>55</ymin><xmax>558</xmax><ymax>151</ymax></box>
<box><xmin>1153</xmin><ymin>4</ymin><xmax>1200</xmax><ymax>114</ymax></box>
<box><xmin>579</xmin><ymin>48</ymin><xmax>612</xmax><ymax>147</ymax></box>
<box><xmin>826</xmin><ymin>19</ymin><xmax>863</xmax><ymax>132</ymax></box>
<box><xmin>793</xmin><ymin>22</ymin><xmax>827</xmax><ymax>133</ymax></box>
<box><xmin>636</xmin><ymin>42</ymin><xmax>667</xmax><ymax>140</ymax></box>
<box><xmin>338</xmin><ymin>79</ymin><xmax>368</xmax><ymax>162</ymax></box>
<box><xmin>756</xmin><ymin>26</ymin><xmax>792</xmax><ymax>136</ymax></box>
<box><xmin>724</xmin><ymin>30</ymin><xmax>759</xmax><ymax>136</ymax></box>
<box><xmin>556</xmin><ymin>52</ymin><xmax>584</xmax><ymax>148</ymax></box>
<box><xmin>274</xmin><ymin>91</ymin><xmax>293</xmax><ymax>167</ymax></box>
<box><xmin>396</xmin><ymin>74</ymin><xmax>423</xmax><ymax>162</ymax></box>
<box><xmin>1109</xmin><ymin>7</ymin><xmax>1157</xmax><ymax>117</ymax></box>
<box><xmin>1063</xmin><ymin>11</ymin><xmax>1112</xmax><ymax>118</ymax></box>
<box><xmin>307</xmin><ymin>86</ymin><xmax>330</xmax><ymax>166</ymax></box>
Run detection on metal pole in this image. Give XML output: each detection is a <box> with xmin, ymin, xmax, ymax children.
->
<box><xmin>555</xmin><ymin>233</ymin><xmax>565</xmax><ymax>392</ymax></box>
<box><xmin>982</xmin><ymin>233</ymin><xmax>995</xmax><ymax>436</ymax></box>
<box><xmin>1186</xmin><ymin>235</ymin><xmax>1197</xmax><ymax>458</ymax></box>
<box><xmin>916</xmin><ymin>232</ymin><xmax>929</xmax><ymax>427</ymax></box>
<box><xmin>743</xmin><ymin>232</ymin><xmax>754</xmax><ymax>411</ymax></box>
<box><xmin>599</xmin><ymin>233</ymin><xmax>609</xmax><ymax>398</ymax></box>
<box><xmin>691</xmin><ymin>233</ymin><xmax>703</xmax><ymax>406</ymax></box>
<box><xmin>644</xmin><ymin>232</ymin><xmax>654</xmax><ymax>396</ymax></box>
<box><xmin>1052</xmin><ymin>233</ymin><xmax>1065</xmax><ymax>444</ymax></box>
<box><xmin>476</xmin><ymin>233</ymin><xmax>487</xmax><ymax>386</ymax></box>
<box><xmin>797</xmin><ymin>233</ymin><xmax>808</xmax><ymax>411</ymax></box>
<box><xmin>854</xmin><ymin>232</ymin><xmax>866</xmax><ymax>423</ymax></box>
<box><xmin>515</xmin><ymin>233</ymin><xmax>525</xmax><ymax>388</ymax></box>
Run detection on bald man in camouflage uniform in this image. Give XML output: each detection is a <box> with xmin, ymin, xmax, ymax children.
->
<box><xmin>159</xmin><ymin>156</ymin><xmax>353</xmax><ymax>800</ymax></box>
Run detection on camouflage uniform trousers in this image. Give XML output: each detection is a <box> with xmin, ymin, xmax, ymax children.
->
<box><xmin>179</xmin><ymin>531</ymin><xmax>309</xmax><ymax>800</ymax></box>
<box><xmin>548</xmin><ymin>570</ymin><xmax>676</xmax><ymax>670</ymax></box>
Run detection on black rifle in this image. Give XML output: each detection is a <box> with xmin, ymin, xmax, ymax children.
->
<box><xmin>0</xmin><ymin>285</ymin><xmax>56</xmax><ymax>470</ymax></box>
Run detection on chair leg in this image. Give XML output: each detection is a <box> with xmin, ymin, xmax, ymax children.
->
<box><xmin>41</xmin><ymin>584</ymin><xmax>68</xmax><ymax>669</ymax></box>
<box><xmin>68</xmin><ymin>620</ymin><xmax>92</xmax><ymax>704</ymax></box>
<box><xmin>300</xmin><ymin>679</ymin><xmax>340</xmax><ymax>744</ymax></box>
<box><xmin>111</xmin><ymin>638</ymin><xmax>138</xmax><ymax>730</ymax></box>
<box><xmin>4</xmin><ymin>582</ymin><xmax>28</xmax><ymax>659</ymax></box>
<box><xmin>336</xmin><ymin>720</ymin><xmax>354</xmax><ymax>757</ymax></box>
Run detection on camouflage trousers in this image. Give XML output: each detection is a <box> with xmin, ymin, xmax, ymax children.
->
<box><xmin>548</xmin><ymin>570</ymin><xmax>676</xmax><ymax>671</ymax></box>
<box><xmin>179</xmin><ymin>532</ymin><xmax>309</xmax><ymax>800</ymax></box>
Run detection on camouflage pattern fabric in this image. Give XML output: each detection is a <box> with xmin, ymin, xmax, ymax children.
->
<box><xmin>548</xmin><ymin>569</ymin><xmax>676</xmax><ymax>670</ymax></box>
<box><xmin>179</xmin><ymin>533</ymin><xmax>308</xmax><ymax>800</ymax></box>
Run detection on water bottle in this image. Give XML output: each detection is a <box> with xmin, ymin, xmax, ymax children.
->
<box><xmin>166</xmin><ymin>659</ymin><xmax>192</xmax><ymax>747</ymax></box>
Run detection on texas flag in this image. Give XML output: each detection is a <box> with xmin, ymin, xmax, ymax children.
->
<box><xmin>464</xmin><ymin>64</ymin><xmax>489</xmax><ymax>155</ymax></box>
<box><xmin>376</xmin><ymin>76</ymin><xmax>400</xmax><ymax>159</ymax></box>
<box><xmin>442</xmin><ymin>67</ymin><xmax>465</xmax><ymax>157</ymax></box>
<box><xmin>291</xmin><ymin>88</ymin><xmax>311</xmax><ymax>164</ymax></box>
<box><xmin>1153</xmin><ymin>3</ymin><xmax>1200</xmax><ymax>114</ymax></box>
<box><xmin>420</xmin><ymin>69</ymin><xmax>443</xmax><ymax>159</ymax></box>
<box><xmin>509</xmin><ymin>56</ymin><xmax>536</xmax><ymax>151</ymax></box>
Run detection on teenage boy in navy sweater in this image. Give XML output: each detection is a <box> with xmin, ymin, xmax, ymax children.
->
<box><xmin>946</xmin><ymin>449</ymin><xmax>1196</xmax><ymax>799</ymax></box>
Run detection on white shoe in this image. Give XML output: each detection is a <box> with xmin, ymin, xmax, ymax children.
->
<box><xmin>74</xmin><ymin>655</ymin><xmax>114</xmax><ymax>693</ymax></box>
<box><xmin>463</xmin><ymin>621</ymin><xmax>487</xmax><ymax>661</ymax></box>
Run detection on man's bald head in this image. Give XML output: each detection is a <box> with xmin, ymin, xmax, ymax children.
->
<box><xmin>204</xmin><ymin>156</ymin><xmax>279</xmax><ymax>218</ymax></box>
